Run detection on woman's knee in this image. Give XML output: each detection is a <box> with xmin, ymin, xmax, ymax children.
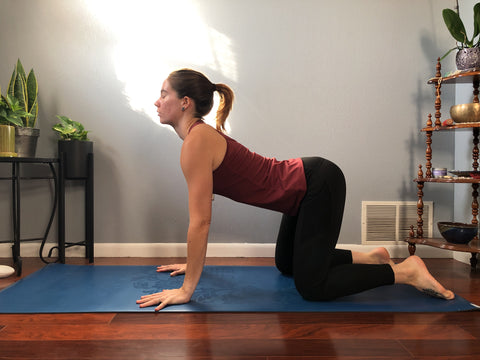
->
<box><xmin>275</xmin><ymin>257</ymin><xmax>293</xmax><ymax>276</ymax></box>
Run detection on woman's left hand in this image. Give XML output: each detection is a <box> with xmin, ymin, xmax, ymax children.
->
<box><xmin>136</xmin><ymin>288</ymin><xmax>191</xmax><ymax>311</ymax></box>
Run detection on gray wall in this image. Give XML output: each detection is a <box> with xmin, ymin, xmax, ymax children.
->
<box><xmin>0</xmin><ymin>0</ymin><xmax>457</xmax><ymax>247</ymax></box>
<box><xmin>454</xmin><ymin>0</ymin><xmax>479</xmax><ymax>223</ymax></box>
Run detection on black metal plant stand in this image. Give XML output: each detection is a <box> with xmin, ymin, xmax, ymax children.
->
<box><xmin>55</xmin><ymin>151</ymin><xmax>94</xmax><ymax>264</ymax></box>
<box><xmin>0</xmin><ymin>153</ymin><xmax>94</xmax><ymax>276</ymax></box>
<box><xmin>0</xmin><ymin>157</ymin><xmax>58</xmax><ymax>276</ymax></box>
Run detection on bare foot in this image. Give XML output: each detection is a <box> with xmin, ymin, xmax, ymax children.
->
<box><xmin>393</xmin><ymin>256</ymin><xmax>455</xmax><ymax>300</ymax></box>
<box><xmin>352</xmin><ymin>247</ymin><xmax>395</xmax><ymax>266</ymax></box>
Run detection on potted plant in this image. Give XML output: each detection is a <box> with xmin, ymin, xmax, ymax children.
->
<box><xmin>7</xmin><ymin>59</ymin><xmax>39</xmax><ymax>157</ymax></box>
<box><xmin>52</xmin><ymin>115</ymin><xmax>93</xmax><ymax>179</ymax></box>
<box><xmin>441</xmin><ymin>2</ymin><xmax>480</xmax><ymax>70</ymax></box>
<box><xmin>0</xmin><ymin>92</ymin><xmax>33</xmax><ymax>157</ymax></box>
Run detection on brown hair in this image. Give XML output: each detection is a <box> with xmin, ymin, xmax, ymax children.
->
<box><xmin>167</xmin><ymin>69</ymin><xmax>234</xmax><ymax>132</ymax></box>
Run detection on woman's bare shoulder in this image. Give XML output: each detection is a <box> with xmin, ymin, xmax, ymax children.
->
<box><xmin>186</xmin><ymin>122</ymin><xmax>224</xmax><ymax>144</ymax></box>
<box><xmin>183</xmin><ymin>122</ymin><xmax>226</xmax><ymax>169</ymax></box>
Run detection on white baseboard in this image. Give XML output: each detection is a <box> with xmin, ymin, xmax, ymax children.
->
<box><xmin>453</xmin><ymin>251</ymin><xmax>476</xmax><ymax>266</ymax></box>
<box><xmin>0</xmin><ymin>242</ymin><xmax>454</xmax><ymax>259</ymax></box>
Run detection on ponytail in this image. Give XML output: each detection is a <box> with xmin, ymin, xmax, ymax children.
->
<box><xmin>214</xmin><ymin>83</ymin><xmax>234</xmax><ymax>132</ymax></box>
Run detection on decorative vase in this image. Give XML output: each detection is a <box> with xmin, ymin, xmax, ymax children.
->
<box><xmin>456</xmin><ymin>47</ymin><xmax>480</xmax><ymax>70</ymax></box>
<box><xmin>0</xmin><ymin>125</ymin><xmax>18</xmax><ymax>157</ymax></box>
<box><xmin>15</xmin><ymin>127</ymin><xmax>40</xmax><ymax>158</ymax></box>
<box><xmin>58</xmin><ymin>140</ymin><xmax>93</xmax><ymax>179</ymax></box>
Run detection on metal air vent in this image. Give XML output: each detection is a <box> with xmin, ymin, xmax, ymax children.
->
<box><xmin>361</xmin><ymin>201</ymin><xmax>433</xmax><ymax>244</ymax></box>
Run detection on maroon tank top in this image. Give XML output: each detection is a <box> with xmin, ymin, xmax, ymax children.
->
<box><xmin>189</xmin><ymin>121</ymin><xmax>306</xmax><ymax>215</ymax></box>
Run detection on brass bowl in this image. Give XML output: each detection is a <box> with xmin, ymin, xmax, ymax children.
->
<box><xmin>450</xmin><ymin>103</ymin><xmax>480</xmax><ymax>123</ymax></box>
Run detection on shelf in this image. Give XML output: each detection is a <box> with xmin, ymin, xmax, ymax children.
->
<box><xmin>405</xmin><ymin>237</ymin><xmax>480</xmax><ymax>253</ymax></box>
<box><xmin>412</xmin><ymin>60</ymin><xmax>480</xmax><ymax>269</ymax></box>
<box><xmin>428</xmin><ymin>70</ymin><xmax>480</xmax><ymax>85</ymax></box>
<box><xmin>414</xmin><ymin>177</ymin><xmax>480</xmax><ymax>184</ymax></box>
<box><xmin>421</xmin><ymin>122</ymin><xmax>480</xmax><ymax>131</ymax></box>
<box><xmin>0</xmin><ymin>157</ymin><xmax>58</xmax><ymax>163</ymax></box>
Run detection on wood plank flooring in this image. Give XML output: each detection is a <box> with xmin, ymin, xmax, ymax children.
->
<box><xmin>0</xmin><ymin>257</ymin><xmax>479</xmax><ymax>359</ymax></box>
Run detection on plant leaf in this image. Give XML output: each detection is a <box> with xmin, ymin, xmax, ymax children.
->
<box><xmin>26</xmin><ymin>69</ymin><xmax>37</xmax><ymax>112</ymax></box>
<box><xmin>440</xmin><ymin>46</ymin><xmax>459</xmax><ymax>61</ymax></box>
<box><xmin>4</xmin><ymin>116</ymin><xmax>24</xmax><ymax>127</ymax></box>
<box><xmin>13</xmin><ymin>74</ymin><xmax>27</xmax><ymax>111</ymax></box>
<box><xmin>26</xmin><ymin>97</ymin><xmax>38</xmax><ymax>127</ymax></box>
<box><xmin>53</xmin><ymin>115</ymin><xmax>90</xmax><ymax>140</ymax></box>
<box><xmin>26</xmin><ymin>69</ymin><xmax>38</xmax><ymax>127</ymax></box>
<box><xmin>474</xmin><ymin>3</ymin><xmax>480</xmax><ymax>43</ymax></box>
<box><xmin>57</xmin><ymin>115</ymin><xmax>72</xmax><ymax>125</ymax></box>
<box><xmin>0</xmin><ymin>95</ymin><xmax>26</xmax><ymax>127</ymax></box>
<box><xmin>7</xmin><ymin>68</ymin><xmax>16</xmax><ymax>98</ymax></box>
<box><xmin>5</xmin><ymin>95</ymin><xmax>18</xmax><ymax>110</ymax></box>
<box><xmin>16</xmin><ymin>59</ymin><xmax>26</xmax><ymax>83</ymax></box>
<box><xmin>443</xmin><ymin>8</ymin><xmax>470</xmax><ymax>45</ymax></box>
<box><xmin>13</xmin><ymin>73</ymin><xmax>27</xmax><ymax>126</ymax></box>
<box><xmin>53</xmin><ymin>123</ymin><xmax>76</xmax><ymax>135</ymax></box>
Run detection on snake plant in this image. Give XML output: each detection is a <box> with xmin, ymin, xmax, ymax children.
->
<box><xmin>7</xmin><ymin>59</ymin><xmax>38</xmax><ymax>127</ymax></box>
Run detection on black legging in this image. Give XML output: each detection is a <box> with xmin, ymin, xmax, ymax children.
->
<box><xmin>275</xmin><ymin>157</ymin><xmax>395</xmax><ymax>301</ymax></box>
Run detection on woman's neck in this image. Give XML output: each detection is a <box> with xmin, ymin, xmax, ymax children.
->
<box><xmin>176</xmin><ymin>118</ymin><xmax>202</xmax><ymax>140</ymax></box>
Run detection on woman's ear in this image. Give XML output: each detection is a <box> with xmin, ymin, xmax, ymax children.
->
<box><xmin>182</xmin><ymin>96</ymin><xmax>194</xmax><ymax>111</ymax></box>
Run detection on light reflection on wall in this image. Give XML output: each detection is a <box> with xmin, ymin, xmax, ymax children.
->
<box><xmin>84</xmin><ymin>0</ymin><xmax>237</xmax><ymax>130</ymax></box>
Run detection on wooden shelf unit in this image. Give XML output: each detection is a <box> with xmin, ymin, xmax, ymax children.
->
<box><xmin>406</xmin><ymin>60</ymin><xmax>480</xmax><ymax>270</ymax></box>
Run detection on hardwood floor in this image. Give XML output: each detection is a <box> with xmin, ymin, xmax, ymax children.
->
<box><xmin>0</xmin><ymin>256</ymin><xmax>479</xmax><ymax>359</ymax></box>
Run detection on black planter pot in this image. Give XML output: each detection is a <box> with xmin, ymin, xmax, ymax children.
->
<box><xmin>58</xmin><ymin>140</ymin><xmax>93</xmax><ymax>179</ymax></box>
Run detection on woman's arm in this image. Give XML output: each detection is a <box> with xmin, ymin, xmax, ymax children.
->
<box><xmin>180</xmin><ymin>130</ymin><xmax>214</xmax><ymax>294</ymax></box>
<box><xmin>137</xmin><ymin>130</ymin><xmax>214</xmax><ymax>311</ymax></box>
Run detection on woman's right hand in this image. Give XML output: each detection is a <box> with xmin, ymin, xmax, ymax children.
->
<box><xmin>156</xmin><ymin>264</ymin><xmax>186</xmax><ymax>276</ymax></box>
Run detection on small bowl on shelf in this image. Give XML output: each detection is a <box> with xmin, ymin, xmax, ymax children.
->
<box><xmin>437</xmin><ymin>222</ymin><xmax>478</xmax><ymax>244</ymax></box>
<box><xmin>450</xmin><ymin>103</ymin><xmax>480</xmax><ymax>123</ymax></box>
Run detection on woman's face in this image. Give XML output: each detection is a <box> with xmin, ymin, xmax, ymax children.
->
<box><xmin>154</xmin><ymin>79</ymin><xmax>183</xmax><ymax>126</ymax></box>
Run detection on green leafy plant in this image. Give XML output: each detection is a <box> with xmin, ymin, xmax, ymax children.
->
<box><xmin>7</xmin><ymin>59</ymin><xmax>38</xmax><ymax>127</ymax></box>
<box><xmin>441</xmin><ymin>2</ymin><xmax>480</xmax><ymax>60</ymax></box>
<box><xmin>52</xmin><ymin>115</ymin><xmax>90</xmax><ymax>141</ymax></box>
<box><xmin>0</xmin><ymin>91</ymin><xmax>34</xmax><ymax>127</ymax></box>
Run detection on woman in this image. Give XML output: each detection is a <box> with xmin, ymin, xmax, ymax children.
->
<box><xmin>137</xmin><ymin>69</ymin><xmax>454</xmax><ymax>311</ymax></box>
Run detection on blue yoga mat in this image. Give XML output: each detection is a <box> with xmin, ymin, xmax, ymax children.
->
<box><xmin>0</xmin><ymin>264</ymin><xmax>477</xmax><ymax>313</ymax></box>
